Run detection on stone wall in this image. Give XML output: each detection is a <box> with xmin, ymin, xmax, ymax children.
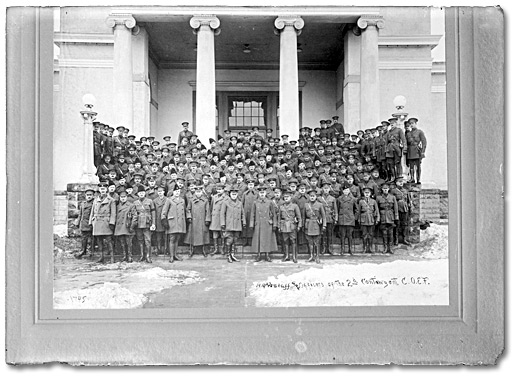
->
<box><xmin>53</xmin><ymin>191</ymin><xmax>68</xmax><ymax>225</ymax></box>
<box><xmin>419</xmin><ymin>188</ymin><xmax>449</xmax><ymax>223</ymax></box>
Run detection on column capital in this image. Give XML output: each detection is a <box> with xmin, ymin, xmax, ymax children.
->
<box><xmin>106</xmin><ymin>14</ymin><xmax>136</xmax><ymax>29</ymax></box>
<box><xmin>357</xmin><ymin>15</ymin><xmax>385</xmax><ymax>30</ymax></box>
<box><xmin>274</xmin><ymin>15</ymin><xmax>304</xmax><ymax>35</ymax></box>
<box><xmin>190</xmin><ymin>15</ymin><xmax>220</xmax><ymax>30</ymax></box>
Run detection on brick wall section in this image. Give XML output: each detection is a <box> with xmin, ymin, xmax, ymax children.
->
<box><xmin>419</xmin><ymin>189</ymin><xmax>449</xmax><ymax>223</ymax></box>
<box><xmin>439</xmin><ymin>190</ymin><xmax>449</xmax><ymax>219</ymax></box>
<box><xmin>53</xmin><ymin>190</ymin><xmax>68</xmax><ymax>225</ymax></box>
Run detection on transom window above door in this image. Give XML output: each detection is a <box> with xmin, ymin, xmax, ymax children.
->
<box><xmin>228</xmin><ymin>96</ymin><xmax>268</xmax><ymax>128</ymax></box>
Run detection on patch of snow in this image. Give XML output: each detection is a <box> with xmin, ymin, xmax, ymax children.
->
<box><xmin>53</xmin><ymin>224</ymin><xmax>68</xmax><ymax>237</ymax></box>
<box><xmin>54</xmin><ymin>267</ymin><xmax>203</xmax><ymax>309</ymax></box>
<box><xmin>250</xmin><ymin>259</ymin><xmax>449</xmax><ymax>307</ymax></box>
<box><xmin>413</xmin><ymin>223</ymin><xmax>449</xmax><ymax>259</ymax></box>
<box><xmin>54</xmin><ymin>282</ymin><xmax>147</xmax><ymax>309</ymax></box>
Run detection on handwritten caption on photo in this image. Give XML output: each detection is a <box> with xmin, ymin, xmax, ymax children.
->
<box><xmin>254</xmin><ymin>276</ymin><xmax>431</xmax><ymax>291</ymax></box>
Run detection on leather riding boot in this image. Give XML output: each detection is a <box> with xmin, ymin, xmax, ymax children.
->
<box><xmin>225</xmin><ymin>244</ymin><xmax>232</xmax><ymax>263</ymax></box>
<box><xmin>265</xmin><ymin>252</ymin><xmax>272</xmax><ymax>262</ymax></box>
<box><xmin>362</xmin><ymin>238</ymin><xmax>367</xmax><ymax>253</ymax></box>
<box><xmin>403</xmin><ymin>228</ymin><xmax>411</xmax><ymax>246</ymax></box>
<box><xmin>327</xmin><ymin>230</ymin><xmax>333</xmax><ymax>255</ymax></box>
<box><xmin>366</xmin><ymin>238</ymin><xmax>373</xmax><ymax>254</ymax></box>
<box><xmin>107</xmin><ymin>240</ymin><xmax>115</xmax><ymax>263</ymax></box>
<box><xmin>307</xmin><ymin>244</ymin><xmax>314</xmax><ymax>262</ymax></box>
<box><xmin>292</xmin><ymin>243</ymin><xmax>298</xmax><ymax>263</ymax></box>
<box><xmin>169</xmin><ymin>239</ymin><xmax>175</xmax><ymax>263</ymax></box>
<box><xmin>96</xmin><ymin>240</ymin><xmax>105</xmax><ymax>263</ymax></box>
<box><xmin>145</xmin><ymin>246</ymin><xmax>152</xmax><ymax>263</ymax></box>
<box><xmin>75</xmin><ymin>236</ymin><xmax>88</xmax><ymax>259</ymax></box>
<box><xmin>283</xmin><ymin>243</ymin><xmax>290</xmax><ymax>262</ymax></box>
<box><xmin>210</xmin><ymin>239</ymin><xmax>219</xmax><ymax>256</ymax></box>
<box><xmin>340</xmin><ymin>240</ymin><xmax>345</xmax><ymax>256</ymax></box>
<box><xmin>127</xmin><ymin>242</ymin><xmax>133</xmax><ymax>263</ymax></box>
<box><xmin>394</xmin><ymin>230</ymin><xmax>399</xmax><ymax>246</ymax></box>
<box><xmin>173</xmin><ymin>241</ymin><xmax>182</xmax><ymax>261</ymax></box>
<box><xmin>315</xmin><ymin>243</ymin><xmax>321</xmax><ymax>264</ymax></box>
<box><xmin>387</xmin><ymin>232</ymin><xmax>394</xmax><ymax>254</ymax></box>
<box><xmin>138</xmin><ymin>242</ymin><xmax>145</xmax><ymax>262</ymax></box>
<box><xmin>231</xmin><ymin>244</ymin><xmax>240</xmax><ymax>262</ymax></box>
<box><xmin>382</xmin><ymin>236</ymin><xmax>387</xmax><ymax>254</ymax></box>
<box><xmin>254</xmin><ymin>252</ymin><xmax>262</xmax><ymax>262</ymax></box>
<box><xmin>347</xmin><ymin>238</ymin><xmax>352</xmax><ymax>255</ymax></box>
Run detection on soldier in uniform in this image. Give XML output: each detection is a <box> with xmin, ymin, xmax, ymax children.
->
<box><xmin>392</xmin><ymin>177</ymin><xmax>414</xmax><ymax>246</ymax></box>
<box><xmin>89</xmin><ymin>181</ymin><xmax>117</xmax><ymax>263</ymax></box>
<box><xmin>301</xmin><ymin>189</ymin><xmax>327</xmax><ymax>263</ymax></box>
<box><xmin>357</xmin><ymin>187</ymin><xmax>380</xmax><ymax>254</ymax></box>
<box><xmin>317</xmin><ymin>181</ymin><xmax>338</xmax><ymax>255</ymax></box>
<box><xmin>278</xmin><ymin>189</ymin><xmax>302</xmax><ymax>263</ymax></box>
<box><xmin>177</xmin><ymin>121</ymin><xmax>193</xmax><ymax>146</ymax></box>
<box><xmin>331</xmin><ymin>115</ymin><xmax>344</xmax><ymax>136</ymax></box>
<box><xmin>406</xmin><ymin>117</ymin><xmax>427</xmax><ymax>184</ymax></box>
<box><xmin>385</xmin><ymin>117</ymin><xmax>407</xmax><ymax>178</ymax></box>
<box><xmin>250</xmin><ymin>185</ymin><xmax>278</xmax><ymax>262</ymax></box>
<box><xmin>336</xmin><ymin>186</ymin><xmax>358</xmax><ymax>255</ymax></box>
<box><xmin>152</xmin><ymin>186</ymin><xmax>168</xmax><ymax>256</ymax></box>
<box><xmin>114</xmin><ymin>190</ymin><xmax>136</xmax><ymax>262</ymax></box>
<box><xmin>161</xmin><ymin>184</ymin><xmax>188</xmax><ymax>263</ymax></box>
<box><xmin>133</xmin><ymin>184</ymin><xmax>157</xmax><ymax>263</ymax></box>
<box><xmin>208</xmin><ymin>183</ymin><xmax>228</xmax><ymax>255</ymax></box>
<box><xmin>74</xmin><ymin>188</ymin><xmax>95</xmax><ymax>259</ymax></box>
<box><xmin>376</xmin><ymin>182</ymin><xmax>399</xmax><ymax>254</ymax></box>
<box><xmin>242</xmin><ymin>179</ymin><xmax>257</xmax><ymax>246</ymax></box>
<box><xmin>220</xmin><ymin>186</ymin><xmax>246</xmax><ymax>263</ymax></box>
<box><xmin>184</xmin><ymin>185</ymin><xmax>211</xmax><ymax>257</ymax></box>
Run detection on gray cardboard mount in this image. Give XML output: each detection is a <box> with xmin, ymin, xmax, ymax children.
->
<box><xmin>5</xmin><ymin>6</ymin><xmax>504</xmax><ymax>365</ymax></box>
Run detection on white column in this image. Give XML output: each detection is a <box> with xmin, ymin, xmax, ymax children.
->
<box><xmin>106</xmin><ymin>14</ymin><xmax>136</xmax><ymax>134</ymax></box>
<box><xmin>190</xmin><ymin>15</ymin><xmax>220</xmax><ymax>147</ymax></box>
<box><xmin>357</xmin><ymin>15</ymin><xmax>384</xmax><ymax>130</ymax></box>
<box><xmin>275</xmin><ymin>16</ymin><xmax>304</xmax><ymax>140</ymax></box>
<box><xmin>132</xmin><ymin>26</ymin><xmax>150</xmax><ymax>138</ymax></box>
<box><xmin>343</xmin><ymin>25</ymin><xmax>361</xmax><ymax>133</ymax></box>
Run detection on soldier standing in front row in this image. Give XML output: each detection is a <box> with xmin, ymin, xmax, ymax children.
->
<box><xmin>114</xmin><ymin>190</ymin><xmax>136</xmax><ymax>262</ymax></box>
<box><xmin>184</xmin><ymin>185</ymin><xmax>211</xmax><ymax>257</ymax></box>
<box><xmin>220</xmin><ymin>187</ymin><xmax>246</xmax><ymax>263</ymax></box>
<box><xmin>161</xmin><ymin>184</ymin><xmax>188</xmax><ymax>263</ymax></box>
<box><xmin>392</xmin><ymin>177</ymin><xmax>414</xmax><ymax>245</ymax></box>
<box><xmin>89</xmin><ymin>181</ymin><xmax>117</xmax><ymax>263</ymax></box>
<box><xmin>302</xmin><ymin>189</ymin><xmax>326</xmax><ymax>264</ymax></box>
<box><xmin>250</xmin><ymin>185</ymin><xmax>278</xmax><ymax>262</ymax></box>
<box><xmin>336</xmin><ymin>186</ymin><xmax>357</xmax><ymax>255</ymax></box>
<box><xmin>278</xmin><ymin>190</ymin><xmax>302</xmax><ymax>263</ymax></box>
<box><xmin>74</xmin><ymin>188</ymin><xmax>95</xmax><ymax>259</ymax></box>
<box><xmin>133</xmin><ymin>184</ymin><xmax>156</xmax><ymax>263</ymax></box>
<box><xmin>376</xmin><ymin>183</ymin><xmax>399</xmax><ymax>254</ymax></box>
<box><xmin>357</xmin><ymin>187</ymin><xmax>380</xmax><ymax>254</ymax></box>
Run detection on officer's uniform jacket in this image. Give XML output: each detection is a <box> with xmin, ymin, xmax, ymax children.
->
<box><xmin>177</xmin><ymin>130</ymin><xmax>193</xmax><ymax>145</ymax></box>
<box><xmin>76</xmin><ymin>199</ymin><xmax>94</xmax><ymax>232</ymax></box>
<box><xmin>406</xmin><ymin>128</ymin><xmax>427</xmax><ymax>160</ymax></box>
<box><xmin>357</xmin><ymin>197</ymin><xmax>380</xmax><ymax>226</ymax></box>
<box><xmin>209</xmin><ymin>192</ymin><xmax>228</xmax><ymax>231</ymax></box>
<box><xmin>278</xmin><ymin>201</ymin><xmax>302</xmax><ymax>233</ymax></box>
<box><xmin>220</xmin><ymin>198</ymin><xmax>246</xmax><ymax>231</ymax></box>
<box><xmin>153</xmin><ymin>196</ymin><xmax>168</xmax><ymax>232</ymax></box>
<box><xmin>376</xmin><ymin>193</ymin><xmax>399</xmax><ymax>224</ymax></box>
<box><xmin>96</xmin><ymin>163</ymin><xmax>114</xmax><ymax>181</ymax></box>
<box><xmin>344</xmin><ymin>184</ymin><xmax>361</xmax><ymax>199</ymax></box>
<box><xmin>318</xmin><ymin>193</ymin><xmax>338</xmax><ymax>224</ymax></box>
<box><xmin>133</xmin><ymin>197</ymin><xmax>156</xmax><ymax>229</ymax></box>
<box><xmin>114</xmin><ymin>200</ymin><xmax>136</xmax><ymax>236</ymax></box>
<box><xmin>302</xmin><ymin>200</ymin><xmax>326</xmax><ymax>236</ymax></box>
<box><xmin>392</xmin><ymin>186</ymin><xmax>413</xmax><ymax>213</ymax></box>
<box><xmin>89</xmin><ymin>195</ymin><xmax>117</xmax><ymax>236</ymax></box>
<box><xmin>161</xmin><ymin>196</ymin><xmax>189</xmax><ymax>234</ymax></box>
<box><xmin>336</xmin><ymin>193</ymin><xmax>358</xmax><ymax>226</ymax></box>
<box><xmin>385</xmin><ymin>127</ymin><xmax>407</xmax><ymax>154</ymax></box>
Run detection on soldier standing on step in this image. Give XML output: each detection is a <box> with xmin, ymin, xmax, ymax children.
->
<box><xmin>278</xmin><ymin>190</ymin><xmax>302</xmax><ymax>263</ymax></box>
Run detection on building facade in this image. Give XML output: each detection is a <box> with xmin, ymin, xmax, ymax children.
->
<box><xmin>53</xmin><ymin>6</ymin><xmax>447</xmax><ymax>190</ymax></box>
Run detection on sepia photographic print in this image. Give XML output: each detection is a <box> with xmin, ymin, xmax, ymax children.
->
<box><xmin>5</xmin><ymin>4</ymin><xmax>504</xmax><ymax>365</ymax></box>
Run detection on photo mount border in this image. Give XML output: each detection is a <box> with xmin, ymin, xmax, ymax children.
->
<box><xmin>5</xmin><ymin>6</ymin><xmax>504</xmax><ymax>365</ymax></box>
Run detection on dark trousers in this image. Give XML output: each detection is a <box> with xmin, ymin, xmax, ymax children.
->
<box><xmin>117</xmin><ymin>235</ymin><xmax>134</xmax><ymax>258</ymax></box>
<box><xmin>168</xmin><ymin>233</ymin><xmax>183</xmax><ymax>256</ymax></box>
<box><xmin>80</xmin><ymin>230</ymin><xmax>93</xmax><ymax>255</ymax></box>
<box><xmin>360</xmin><ymin>225</ymin><xmax>375</xmax><ymax>239</ymax></box>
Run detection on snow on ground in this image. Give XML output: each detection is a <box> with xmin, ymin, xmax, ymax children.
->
<box><xmin>250</xmin><ymin>224</ymin><xmax>449</xmax><ymax>307</ymax></box>
<box><xmin>53</xmin><ymin>224</ymin><xmax>68</xmax><ymax>237</ymax></box>
<box><xmin>250</xmin><ymin>259</ymin><xmax>449</xmax><ymax>307</ymax></box>
<box><xmin>54</xmin><ymin>264</ymin><xmax>203</xmax><ymax>309</ymax></box>
<box><xmin>413</xmin><ymin>224</ymin><xmax>449</xmax><ymax>259</ymax></box>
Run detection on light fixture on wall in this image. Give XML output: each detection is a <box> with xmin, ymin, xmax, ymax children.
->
<box><xmin>297</xmin><ymin>43</ymin><xmax>302</xmax><ymax>53</ymax></box>
<box><xmin>243</xmin><ymin>44</ymin><xmax>251</xmax><ymax>53</ymax></box>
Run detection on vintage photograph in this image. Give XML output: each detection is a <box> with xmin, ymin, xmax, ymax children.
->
<box><xmin>51</xmin><ymin>6</ymin><xmax>449</xmax><ymax>309</ymax></box>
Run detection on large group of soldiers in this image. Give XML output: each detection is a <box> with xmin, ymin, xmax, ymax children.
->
<box><xmin>76</xmin><ymin>115</ymin><xmax>427</xmax><ymax>264</ymax></box>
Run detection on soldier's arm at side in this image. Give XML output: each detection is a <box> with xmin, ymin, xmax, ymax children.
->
<box><xmin>219</xmin><ymin>201</ymin><xmax>228</xmax><ymax>228</ymax></box>
<box><xmin>249</xmin><ymin>202</ymin><xmax>256</xmax><ymax>228</ymax></box>
<box><xmin>109</xmin><ymin>198</ymin><xmax>117</xmax><ymax>226</ymax></box>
